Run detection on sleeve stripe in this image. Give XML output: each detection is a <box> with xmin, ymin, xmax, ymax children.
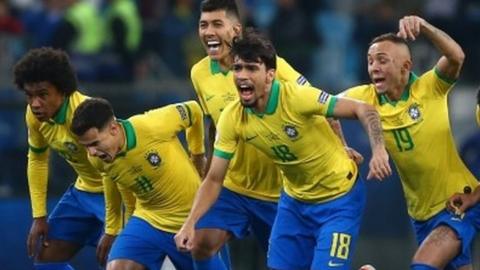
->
<box><xmin>434</xmin><ymin>67</ymin><xmax>457</xmax><ymax>85</ymax></box>
<box><xmin>183</xmin><ymin>103</ymin><xmax>193</xmax><ymax>127</ymax></box>
<box><xmin>213</xmin><ymin>148</ymin><xmax>234</xmax><ymax>160</ymax></box>
<box><xmin>326</xmin><ymin>96</ymin><xmax>338</xmax><ymax>117</ymax></box>
<box><xmin>29</xmin><ymin>145</ymin><xmax>48</xmax><ymax>153</ymax></box>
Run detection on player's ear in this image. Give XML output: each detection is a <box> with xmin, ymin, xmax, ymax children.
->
<box><xmin>233</xmin><ymin>23</ymin><xmax>241</xmax><ymax>36</ymax></box>
<box><xmin>266</xmin><ymin>68</ymin><xmax>275</xmax><ymax>83</ymax></box>
<box><xmin>401</xmin><ymin>59</ymin><xmax>412</xmax><ymax>75</ymax></box>
<box><xmin>109</xmin><ymin>120</ymin><xmax>119</xmax><ymax>136</ymax></box>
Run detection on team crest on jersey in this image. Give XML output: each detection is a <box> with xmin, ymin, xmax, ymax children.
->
<box><xmin>283</xmin><ymin>124</ymin><xmax>299</xmax><ymax>140</ymax></box>
<box><xmin>64</xmin><ymin>142</ymin><xmax>78</xmax><ymax>153</ymax></box>
<box><xmin>408</xmin><ymin>103</ymin><xmax>421</xmax><ymax>121</ymax></box>
<box><xmin>145</xmin><ymin>150</ymin><xmax>161</xmax><ymax>168</ymax></box>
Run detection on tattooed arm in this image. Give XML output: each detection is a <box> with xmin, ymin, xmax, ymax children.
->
<box><xmin>330</xmin><ymin>97</ymin><xmax>392</xmax><ymax>180</ymax></box>
<box><xmin>327</xmin><ymin>118</ymin><xmax>364</xmax><ymax>165</ymax></box>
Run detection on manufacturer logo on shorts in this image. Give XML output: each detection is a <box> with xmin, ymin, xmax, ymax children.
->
<box><xmin>145</xmin><ymin>150</ymin><xmax>161</xmax><ymax>167</ymax></box>
<box><xmin>283</xmin><ymin>124</ymin><xmax>299</xmax><ymax>139</ymax></box>
<box><xmin>408</xmin><ymin>103</ymin><xmax>421</xmax><ymax>121</ymax></box>
<box><xmin>328</xmin><ymin>260</ymin><xmax>344</xmax><ymax>267</ymax></box>
<box><xmin>64</xmin><ymin>141</ymin><xmax>78</xmax><ymax>153</ymax></box>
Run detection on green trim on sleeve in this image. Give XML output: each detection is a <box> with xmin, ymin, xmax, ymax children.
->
<box><xmin>326</xmin><ymin>96</ymin><xmax>338</xmax><ymax>117</ymax></box>
<box><xmin>213</xmin><ymin>148</ymin><xmax>234</xmax><ymax>160</ymax></box>
<box><xmin>434</xmin><ymin>67</ymin><xmax>457</xmax><ymax>85</ymax></box>
<box><xmin>29</xmin><ymin>145</ymin><xmax>49</xmax><ymax>153</ymax></box>
<box><xmin>183</xmin><ymin>103</ymin><xmax>192</xmax><ymax>127</ymax></box>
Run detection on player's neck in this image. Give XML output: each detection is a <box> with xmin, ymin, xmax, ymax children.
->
<box><xmin>386</xmin><ymin>75</ymin><xmax>409</xmax><ymax>101</ymax></box>
<box><xmin>252</xmin><ymin>82</ymin><xmax>272</xmax><ymax>113</ymax></box>
<box><xmin>218</xmin><ymin>56</ymin><xmax>233</xmax><ymax>72</ymax></box>
<box><xmin>116</xmin><ymin>122</ymin><xmax>126</xmax><ymax>156</ymax></box>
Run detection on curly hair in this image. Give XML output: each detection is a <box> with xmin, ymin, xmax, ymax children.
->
<box><xmin>13</xmin><ymin>47</ymin><xmax>78</xmax><ymax>95</ymax></box>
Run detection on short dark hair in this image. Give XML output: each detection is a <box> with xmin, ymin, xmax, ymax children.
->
<box><xmin>370</xmin><ymin>32</ymin><xmax>410</xmax><ymax>49</ymax></box>
<box><xmin>71</xmin><ymin>98</ymin><xmax>115</xmax><ymax>136</ymax></box>
<box><xmin>200</xmin><ymin>0</ymin><xmax>240</xmax><ymax>20</ymax></box>
<box><xmin>13</xmin><ymin>47</ymin><xmax>78</xmax><ymax>95</ymax></box>
<box><xmin>230</xmin><ymin>27</ymin><xmax>276</xmax><ymax>70</ymax></box>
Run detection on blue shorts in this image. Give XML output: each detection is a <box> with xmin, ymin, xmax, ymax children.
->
<box><xmin>268</xmin><ymin>178</ymin><xmax>366</xmax><ymax>270</ymax></box>
<box><xmin>47</xmin><ymin>185</ymin><xmax>104</xmax><ymax>246</ymax></box>
<box><xmin>411</xmin><ymin>203</ymin><xmax>480</xmax><ymax>269</ymax></box>
<box><xmin>196</xmin><ymin>187</ymin><xmax>278</xmax><ymax>250</ymax></box>
<box><xmin>108</xmin><ymin>216</ymin><xmax>194</xmax><ymax>270</ymax></box>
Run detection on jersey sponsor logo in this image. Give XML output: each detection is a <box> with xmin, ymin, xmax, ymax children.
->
<box><xmin>64</xmin><ymin>141</ymin><xmax>79</xmax><ymax>153</ymax></box>
<box><xmin>222</xmin><ymin>92</ymin><xmax>237</xmax><ymax>103</ymax></box>
<box><xmin>328</xmin><ymin>260</ymin><xmax>344</xmax><ymax>267</ymax></box>
<box><xmin>145</xmin><ymin>150</ymin><xmax>161</xmax><ymax>168</ymax></box>
<box><xmin>296</xmin><ymin>75</ymin><xmax>308</xmax><ymax>85</ymax></box>
<box><xmin>176</xmin><ymin>105</ymin><xmax>188</xmax><ymax>121</ymax></box>
<box><xmin>408</xmin><ymin>103</ymin><xmax>421</xmax><ymax>121</ymax></box>
<box><xmin>318</xmin><ymin>91</ymin><xmax>330</xmax><ymax>104</ymax></box>
<box><xmin>283</xmin><ymin>124</ymin><xmax>299</xmax><ymax>140</ymax></box>
<box><xmin>266</xmin><ymin>132</ymin><xmax>281</xmax><ymax>142</ymax></box>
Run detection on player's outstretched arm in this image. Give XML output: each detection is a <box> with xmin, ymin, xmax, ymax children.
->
<box><xmin>397</xmin><ymin>15</ymin><xmax>464</xmax><ymax>80</ymax></box>
<box><xmin>331</xmin><ymin>97</ymin><xmax>392</xmax><ymax>180</ymax></box>
<box><xmin>174</xmin><ymin>156</ymin><xmax>230</xmax><ymax>251</ymax></box>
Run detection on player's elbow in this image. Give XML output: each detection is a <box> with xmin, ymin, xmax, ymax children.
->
<box><xmin>450</xmin><ymin>47</ymin><xmax>465</xmax><ymax>67</ymax></box>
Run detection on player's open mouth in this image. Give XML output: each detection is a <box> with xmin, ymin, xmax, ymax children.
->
<box><xmin>206</xmin><ymin>40</ymin><xmax>221</xmax><ymax>54</ymax></box>
<box><xmin>373</xmin><ymin>77</ymin><xmax>386</xmax><ymax>88</ymax></box>
<box><xmin>32</xmin><ymin>111</ymin><xmax>46</xmax><ymax>119</ymax></box>
<box><xmin>238</xmin><ymin>83</ymin><xmax>254</xmax><ymax>100</ymax></box>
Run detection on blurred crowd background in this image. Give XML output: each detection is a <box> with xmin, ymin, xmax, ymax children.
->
<box><xmin>0</xmin><ymin>0</ymin><xmax>480</xmax><ymax>269</ymax></box>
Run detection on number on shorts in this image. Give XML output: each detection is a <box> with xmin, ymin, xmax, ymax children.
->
<box><xmin>330</xmin><ymin>232</ymin><xmax>351</xmax><ymax>259</ymax></box>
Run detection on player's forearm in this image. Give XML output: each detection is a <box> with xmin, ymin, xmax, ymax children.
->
<box><xmin>357</xmin><ymin>105</ymin><xmax>385</xmax><ymax>151</ymax></box>
<box><xmin>27</xmin><ymin>151</ymin><xmax>50</xmax><ymax>218</ymax></box>
<box><xmin>184</xmin><ymin>177</ymin><xmax>223</xmax><ymax>227</ymax></box>
<box><xmin>205</xmin><ymin>122</ymin><xmax>216</xmax><ymax>173</ymax></box>
<box><xmin>421</xmin><ymin>20</ymin><xmax>464</xmax><ymax>66</ymax></box>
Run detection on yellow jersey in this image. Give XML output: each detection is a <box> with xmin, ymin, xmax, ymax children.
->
<box><xmin>26</xmin><ymin>91</ymin><xmax>103</xmax><ymax>218</ymax></box>
<box><xmin>342</xmin><ymin>69</ymin><xmax>479</xmax><ymax>220</ymax></box>
<box><xmin>191</xmin><ymin>56</ymin><xmax>309</xmax><ymax>201</ymax></box>
<box><xmin>89</xmin><ymin>101</ymin><xmax>204</xmax><ymax>234</ymax></box>
<box><xmin>215</xmin><ymin>80</ymin><xmax>357</xmax><ymax>202</ymax></box>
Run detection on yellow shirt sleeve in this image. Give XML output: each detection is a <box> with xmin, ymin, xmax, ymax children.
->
<box><xmin>183</xmin><ymin>101</ymin><xmax>205</xmax><ymax>155</ymax></box>
<box><xmin>476</xmin><ymin>105</ymin><xmax>480</xmax><ymax>126</ymax></box>
<box><xmin>276</xmin><ymin>56</ymin><xmax>310</xmax><ymax>86</ymax></box>
<box><xmin>213</xmin><ymin>105</ymin><xmax>239</xmax><ymax>160</ymax></box>
<box><xmin>26</xmin><ymin>109</ymin><xmax>51</xmax><ymax>218</ymax></box>
<box><xmin>103</xmin><ymin>176</ymin><xmax>123</xmax><ymax>235</ymax></box>
<box><xmin>290</xmin><ymin>85</ymin><xmax>337</xmax><ymax>118</ymax></box>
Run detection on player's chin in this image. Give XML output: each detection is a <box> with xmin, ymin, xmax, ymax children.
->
<box><xmin>240</xmin><ymin>99</ymin><xmax>255</xmax><ymax>108</ymax></box>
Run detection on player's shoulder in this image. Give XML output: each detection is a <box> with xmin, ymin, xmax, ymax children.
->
<box><xmin>341</xmin><ymin>84</ymin><xmax>375</xmax><ymax>101</ymax></box>
<box><xmin>191</xmin><ymin>56</ymin><xmax>211</xmax><ymax>78</ymax></box>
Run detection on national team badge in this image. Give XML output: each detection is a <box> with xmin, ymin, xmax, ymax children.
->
<box><xmin>408</xmin><ymin>103</ymin><xmax>421</xmax><ymax>121</ymax></box>
<box><xmin>64</xmin><ymin>142</ymin><xmax>78</xmax><ymax>153</ymax></box>
<box><xmin>283</xmin><ymin>124</ymin><xmax>299</xmax><ymax>139</ymax></box>
<box><xmin>145</xmin><ymin>150</ymin><xmax>161</xmax><ymax>167</ymax></box>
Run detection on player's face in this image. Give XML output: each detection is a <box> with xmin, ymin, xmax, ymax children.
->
<box><xmin>24</xmin><ymin>81</ymin><xmax>65</xmax><ymax>122</ymax></box>
<box><xmin>367</xmin><ymin>41</ymin><xmax>407</xmax><ymax>94</ymax></box>
<box><xmin>77</xmin><ymin>123</ymin><xmax>120</xmax><ymax>163</ymax></box>
<box><xmin>199</xmin><ymin>10</ymin><xmax>240</xmax><ymax>61</ymax></box>
<box><xmin>233</xmin><ymin>56</ymin><xmax>275</xmax><ymax>108</ymax></box>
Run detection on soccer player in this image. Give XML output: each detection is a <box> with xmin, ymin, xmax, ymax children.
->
<box><xmin>188</xmin><ymin>1</ymin><xmax>363</xmax><ymax>269</ymax></box>
<box><xmin>13</xmin><ymin>47</ymin><xmax>111</xmax><ymax>270</ymax></box>
<box><xmin>341</xmin><ymin>16</ymin><xmax>480</xmax><ymax>270</ymax></box>
<box><xmin>175</xmin><ymin>28</ymin><xmax>391</xmax><ymax>270</ymax></box>
<box><xmin>70</xmin><ymin>98</ymin><xmax>212</xmax><ymax>270</ymax></box>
